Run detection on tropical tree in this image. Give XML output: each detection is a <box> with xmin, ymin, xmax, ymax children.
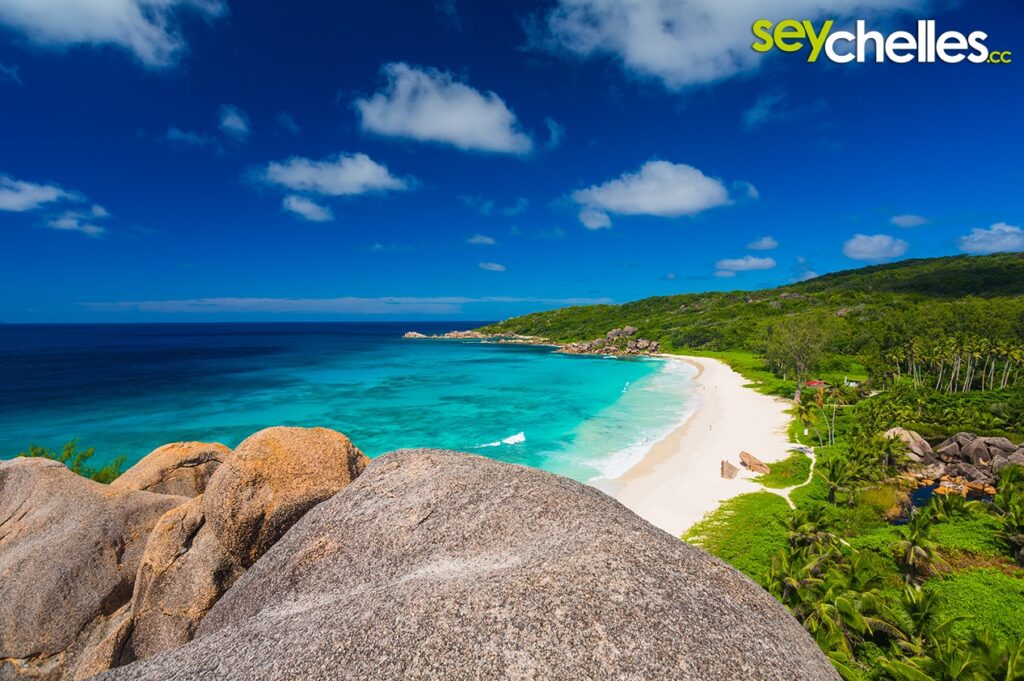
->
<box><xmin>896</xmin><ymin>510</ymin><xmax>940</xmax><ymax>584</ymax></box>
<box><xmin>817</xmin><ymin>456</ymin><xmax>854</xmax><ymax>505</ymax></box>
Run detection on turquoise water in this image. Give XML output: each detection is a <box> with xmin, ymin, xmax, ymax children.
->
<box><xmin>0</xmin><ymin>323</ymin><xmax>696</xmax><ymax>482</ymax></box>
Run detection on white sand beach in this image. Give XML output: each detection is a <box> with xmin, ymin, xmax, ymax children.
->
<box><xmin>612</xmin><ymin>355</ymin><xmax>798</xmax><ymax>538</ymax></box>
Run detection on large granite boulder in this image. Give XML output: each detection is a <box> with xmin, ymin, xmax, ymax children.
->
<box><xmin>984</xmin><ymin>437</ymin><xmax>1018</xmax><ymax>454</ymax></box>
<box><xmin>119</xmin><ymin>497</ymin><xmax>243</xmax><ymax>665</ymax></box>
<box><xmin>117</xmin><ymin>427</ymin><xmax>370</xmax><ymax>665</ymax></box>
<box><xmin>203</xmin><ymin>426</ymin><xmax>370</xmax><ymax>567</ymax></box>
<box><xmin>884</xmin><ymin>427</ymin><xmax>934</xmax><ymax>463</ymax></box>
<box><xmin>97</xmin><ymin>450</ymin><xmax>838</xmax><ymax>681</ymax></box>
<box><xmin>962</xmin><ymin>437</ymin><xmax>994</xmax><ymax>466</ymax></box>
<box><xmin>0</xmin><ymin>458</ymin><xmax>185</xmax><ymax>681</ymax></box>
<box><xmin>112</xmin><ymin>442</ymin><xmax>231</xmax><ymax>497</ymax></box>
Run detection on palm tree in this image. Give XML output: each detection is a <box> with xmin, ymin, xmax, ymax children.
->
<box><xmin>816</xmin><ymin>456</ymin><xmax>853</xmax><ymax>505</ymax></box>
<box><xmin>767</xmin><ymin>546</ymin><xmax>825</xmax><ymax>606</ymax></box>
<box><xmin>897</xmin><ymin>586</ymin><xmax>959</xmax><ymax>657</ymax></box>
<box><xmin>897</xmin><ymin>510</ymin><xmax>939</xmax><ymax>584</ymax></box>
<box><xmin>793</xmin><ymin>398</ymin><xmax>823</xmax><ymax>448</ymax></box>
<box><xmin>995</xmin><ymin>493</ymin><xmax>1024</xmax><ymax>566</ymax></box>
<box><xmin>972</xmin><ymin>631</ymin><xmax>1024</xmax><ymax>681</ymax></box>
<box><xmin>785</xmin><ymin>506</ymin><xmax>837</xmax><ymax>550</ymax></box>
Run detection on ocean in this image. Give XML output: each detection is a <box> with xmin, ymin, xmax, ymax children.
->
<box><xmin>0</xmin><ymin>323</ymin><xmax>697</xmax><ymax>483</ymax></box>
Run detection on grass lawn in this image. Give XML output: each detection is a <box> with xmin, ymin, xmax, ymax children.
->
<box><xmin>756</xmin><ymin>450</ymin><xmax>812</xmax><ymax>489</ymax></box>
<box><xmin>682</xmin><ymin>491</ymin><xmax>791</xmax><ymax>587</ymax></box>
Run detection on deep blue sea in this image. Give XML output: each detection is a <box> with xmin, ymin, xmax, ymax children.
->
<box><xmin>0</xmin><ymin>323</ymin><xmax>696</xmax><ymax>483</ymax></box>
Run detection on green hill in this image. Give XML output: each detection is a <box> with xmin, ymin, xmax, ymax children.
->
<box><xmin>479</xmin><ymin>253</ymin><xmax>1024</xmax><ymax>386</ymax></box>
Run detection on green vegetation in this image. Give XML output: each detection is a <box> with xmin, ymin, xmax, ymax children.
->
<box><xmin>480</xmin><ymin>253</ymin><xmax>1024</xmax><ymax>393</ymax></box>
<box><xmin>756</xmin><ymin>450</ymin><xmax>812</xmax><ymax>489</ymax></box>
<box><xmin>480</xmin><ymin>254</ymin><xmax>1024</xmax><ymax>678</ymax></box>
<box><xmin>17</xmin><ymin>440</ymin><xmax>125</xmax><ymax>483</ymax></box>
<box><xmin>925</xmin><ymin>570</ymin><xmax>1024</xmax><ymax>645</ymax></box>
<box><xmin>683</xmin><ymin>492</ymin><xmax>790</xmax><ymax>585</ymax></box>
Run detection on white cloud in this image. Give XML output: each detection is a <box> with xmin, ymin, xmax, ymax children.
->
<box><xmin>458</xmin><ymin>195</ymin><xmax>527</xmax><ymax>216</ymax></box>
<box><xmin>0</xmin><ymin>174</ymin><xmax>77</xmax><ymax>211</ymax></box>
<box><xmin>0</xmin><ymin>62</ymin><xmax>21</xmax><ymax>85</ymax></box>
<box><xmin>503</xmin><ymin>197</ymin><xmax>529</xmax><ymax>216</ymax></box>
<box><xmin>262</xmin><ymin>153</ymin><xmax>410</xmax><ymax>197</ymax></box>
<box><xmin>579</xmin><ymin>206</ymin><xmax>612</xmax><ymax>229</ymax></box>
<box><xmin>545</xmin><ymin>117</ymin><xmax>564</xmax><ymax>149</ymax></box>
<box><xmin>714</xmin><ymin>255</ymin><xmax>776</xmax><ymax>277</ymax></box>
<box><xmin>355</xmin><ymin>63</ymin><xmax>533</xmax><ymax>154</ymax></box>
<box><xmin>437</xmin><ymin>0</ymin><xmax>461</xmax><ymax>30</ymax></box>
<box><xmin>957</xmin><ymin>223</ymin><xmax>1024</xmax><ymax>255</ymax></box>
<box><xmin>282</xmin><ymin>195</ymin><xmax>333</xmax><ymax>223</ymax></box>
<box><xmin>843</xmin><ymin>233</ymin><xmax>909</xmax><ymax>261</ymax></box>
<box><xmin>736</xmin><ymin>181</ymin><xmax>759</xmax><ymax>200</ymax></box>
<box><xmin>467</xmin><ymin>234</ymin><xmax>496</xmax><ymax>245</ymax></box>
<box><xmin>277</xmin><ymin>112</ymin><xmax>301</xmax><ymax>136</ymax></box>
<box><xmin>572</xmin><ymin>160</ymin><xmax>729</xmax><ymax>227</ymax></box>
<box><xmin>479</xmin><ymin>262</ymin><xmax>506</xmax><ymax>272</ymax></box>
<box><xmin>84</xmin><ymin>295</ymin><xmax>616</xmax><ymax>315</ymax></box>
<box><xmin>890</xmin><ymin>214</ymin><xmax>929</xmax><ymax>228</ymax></box>
<box><xmin>219</xmin><ymin>105</ymin><xmax>250</xmax><ymax>141</ymax></box>
<box><xmin>90</xmin><ymin>204</ymin><xmax>109</xmax><ymax>218</ymax></box>
<box><xmin>742</xmin><ymin>92</ymin><xmax>825</xmax><ymax>130</ymax></box>
<box><xmin>747</xmin><ymin>236</ymin><xmax>778</xmax><ymax>250</ymax></box>
<box><xmin>162</xmin><ymin>127</ymin><xmax>212</xmax><ymax>147</ymax></box>
<box><xmin>535</xmin><ymin>0</ymin><xmax>928</xmax><ymax>89</ymax></box>
<box><xmin>0</xmin><ymin>0</ymin><xmax>226</xmax><ymax>68</ymax></box>
<box><xmin>743</xmin><ymin>93</ymin><xmax>786</xmax><ymax>130</ymax></box>
<box><xmin>47</xmin><ymin>210</ymin><xmax>106</xmax><ymax>237</ymax></box>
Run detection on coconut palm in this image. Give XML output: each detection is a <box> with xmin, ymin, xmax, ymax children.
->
<box><xmin>896</xmin><ymin>509</ymin><xmax>939</xmax><ymax>584</ymax></box>
<box><xmin>785</xmin><ymin>506</ymin><xmax>837</xmax><ymax>550</ymax></box>
<box><xmin>794</xmin><ymin>398</ymin><xmax>824</xmax><ymax>447</ymax></box>
<box><xmin>816</xmin><ymin>456</ymin><xmax>853</xmax><ymax>505</ymax></box>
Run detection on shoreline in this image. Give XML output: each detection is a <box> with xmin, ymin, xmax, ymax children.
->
<box><xmin>605</xmin><ymin>354</ymin><xmax>797</xmax><ymax>538</ymax></box>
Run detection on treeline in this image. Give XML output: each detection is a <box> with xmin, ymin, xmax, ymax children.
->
<box><xmin>480</xmin><ymin>254</ymin><xmax>1024</xmax><ymax>394</ymax></box>
<box><xmin>884</xmin><ymin>337</ymin><xmax>1024</xmax><ymax>392</ymax></box>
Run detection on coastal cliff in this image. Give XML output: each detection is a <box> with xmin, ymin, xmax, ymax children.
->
<box><xmin>0</xmin><ymin>428</ymin><xmax>837</xmax><ymax>681</ymax></box>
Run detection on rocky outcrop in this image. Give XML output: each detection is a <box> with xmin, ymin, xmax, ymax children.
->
<box><xmin>111</xmin><ymin>442</ymin><xmax>231</xmax><ymax>497</ymax></box>
<box><xmin>1</xmin><ymin>427</ymin><xmax>372</xmax><ymax>680</ymax></box>
<box><xmin>909</xmin><ymin>432</ymin><xmax>1024</xmax><ymax>496</ymax></box>
<box><xmin>96</xmin><ymin>450</ymin><xmax>838</xmax><ymax>681</ymax></box>
<box><xmin>883</xmin><ymin>427</ymin><xmax>935</xmax><ymax>464</ymax></box>
<box><xmin>119</xmin><ymin>497</ymin><xmax>243</xmax><ymax>665</ymax></box>
<box><xmin>740</xmin><ymin>451</ymin><xmax>771</xmax><ymax>475</ymax></box>
<box><xmin>606</xmin><ymin>326</ymin><xmax>638</xmax><ymax>339</ymax></box>
<box><xmin>204</xmin><ymin>426</ymin><xmax>370</xmax><ymax>568</ymax></box>
<box><xmin>0</xmin><ymin>458</ymin><xmax>185</xmax><ymax>681</ymax></box>
<box><xmin>401</xmin><ymin>331</ymin><xmax>427</xmax><ymax>338</ymax></box>
<box><xmin>560</xmin><ymin>328</ymin><xmax>661</xmax><ymax>356</ymax></box>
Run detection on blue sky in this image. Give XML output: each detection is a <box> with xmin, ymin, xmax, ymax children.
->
<box><xmin>0</xmin><ymin>0</ymin><xmax>1021</xmax><ymax>322</ymax></box>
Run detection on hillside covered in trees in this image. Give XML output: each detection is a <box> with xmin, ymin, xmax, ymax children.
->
<box><xmin>480</xmin><ymin>253</ymin><xmax>1024</xmax><ymax>396</ymax></box>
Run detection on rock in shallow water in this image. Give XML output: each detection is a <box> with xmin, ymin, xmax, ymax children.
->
<box><xmin>97</xmin><ymin>449</ymin><xmax>839</xmax><ymax>681</ymax></box>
